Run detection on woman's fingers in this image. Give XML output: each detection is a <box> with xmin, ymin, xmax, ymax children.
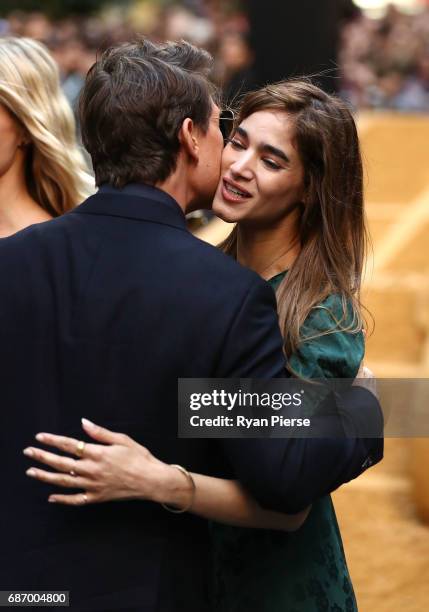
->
<box><xmin>23</xmin><ymin>446</ymin><xmax>90</xmax><ymax>476</ymax></box>
<box><xmin>48</xmin><ymin>492</ymin><xmax>98</xmax><ymax>506</ymax></box>
<box><xmin>81</xmin><ymin>418</ymin><xmax>130</xmax><ymax>446</ymax></box>
<box><xmin>26</xmin><ymin>427</ymin><xmax>154</xmax><ymax>504</ymax></box>
<box><xmin>26</xmin><ymin>467</ymin><xmax>90</xmax><ymax>490</ymax></box>
<box><xmin>361</xmin><ymin>365</ymin><xmax>375</xmax><ymax>378</ymax></box>
<box><xmin>34</xmin><ymin>432</ymin><xmax>105</xmax><ymax>460</ymax></box>
<box><xmin>34</xmin><ymin>424</ymin><xmax>131</xmax><ymax>460</ymax></box>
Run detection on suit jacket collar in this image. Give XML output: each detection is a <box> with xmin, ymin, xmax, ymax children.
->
<box><xmin>72</xmin><ymin>183</ymin><xmax>188</xmax><ymax>231</ymax></box>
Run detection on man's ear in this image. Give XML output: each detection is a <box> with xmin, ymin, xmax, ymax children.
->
<box><xmin>178</xmin><ymin>118</ymin><xmax>199</xmax><ymax>163</ymax></box>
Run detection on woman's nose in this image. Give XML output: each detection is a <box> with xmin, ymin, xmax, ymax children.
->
<box><xmin>229</xmin><ymin>153</ymin><xmax>254</xmax><ymax>180</ymax></box>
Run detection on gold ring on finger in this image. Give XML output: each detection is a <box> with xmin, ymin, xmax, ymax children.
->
<box><xmin>76</xmin><ymin>440</ymin><xmax>86</xmax><ymax>457</ymax></box>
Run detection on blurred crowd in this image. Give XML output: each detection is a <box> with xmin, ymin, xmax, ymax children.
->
<box><xmin>1</xmin><ymin>2</ymin><xmax>428</xmax><ymax>112</ymax></box>
<box><xmin>340</xmin><ymin>4</ymin><xmax>429</xmax><ymax>111</ymax></box>
<box><xmin>0</xmin><ymin>4</ymin><xmax>252</xmax><ymax>111</ymax></box>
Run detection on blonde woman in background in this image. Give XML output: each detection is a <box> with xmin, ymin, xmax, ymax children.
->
<box><xmin>0</xmin><ymin>37</ymin><xmax>93</xmax><ymax>238</ymax></box>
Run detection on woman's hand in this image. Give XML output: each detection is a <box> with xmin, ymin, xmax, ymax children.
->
<box><xmin>353</xmin><ymin>362</ymin><xmax>377</xmax><ymax>397</ymax></box>
<box><xmin>23</xmin><ymin>419</ymin><xmax>310</xmax><ymax>531</ymax></box>
<box><xmin>23</xmin><ymin>419</ymin><xmax>190</xmax><ymax>507</ymax></box>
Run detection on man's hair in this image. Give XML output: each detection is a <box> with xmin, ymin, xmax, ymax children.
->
<box><xmin>79</xmin><ymin>39</ymin><xmax>215</xmax><ymax>187</ymax></box>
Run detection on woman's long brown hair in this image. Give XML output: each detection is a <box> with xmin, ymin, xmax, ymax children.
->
<box><xmin>220</xmin><ymin>80</ymin><xmax>368</xmax><ymax>362</ymax></box>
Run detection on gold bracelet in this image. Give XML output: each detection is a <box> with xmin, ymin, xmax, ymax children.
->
<box><xmin>162</xmin><ymin>464</ymin><xmax>196</xmax><ymax>514</ymax></box>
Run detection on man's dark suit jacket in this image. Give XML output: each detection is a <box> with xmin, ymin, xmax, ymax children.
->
<box><xmin>0</xmin><ymin>184</ymin><xmax>383</xmax><ymax>611</ymax></box>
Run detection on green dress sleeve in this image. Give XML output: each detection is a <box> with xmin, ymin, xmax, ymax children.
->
<box><xmin>288</xmin><ymin>294</ymin><xmax>364</xmax><ymax>379</ymax></box>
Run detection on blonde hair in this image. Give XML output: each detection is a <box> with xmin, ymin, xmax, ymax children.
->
<box><xmin>0</xmin><ymin>37</ymin><xmax>93</xmax><ymax>216</ymax></box>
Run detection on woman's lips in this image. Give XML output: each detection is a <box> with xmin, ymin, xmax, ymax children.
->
<box><xmin>221</xmin><ymin>178</ymin><xmax>252</xmax><ymax>203</ymax></box>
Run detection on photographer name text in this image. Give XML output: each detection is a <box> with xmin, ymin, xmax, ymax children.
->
<box><xmin>189</xmin><ymin>415</ymin><xmax>311</xmax><ymax>428</ymax></box>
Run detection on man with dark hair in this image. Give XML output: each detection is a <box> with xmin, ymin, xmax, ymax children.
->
<box><xmin>0</xmin><ymin>39</ymin><xmax>382</xmax><ymax>610</ymax></box>
<box><xmin>80</xmin><ymin>39</ymin><xmax>220</xmax><ymax>197</ymax></box>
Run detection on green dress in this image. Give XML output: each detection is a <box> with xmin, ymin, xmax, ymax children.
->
<box><xmin>211</xmin><ymin>271</ymin><xmax>364</xmax><ymax>612</ymax></box>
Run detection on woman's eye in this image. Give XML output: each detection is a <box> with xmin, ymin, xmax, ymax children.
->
<box><xmin>226</xmin><ymin>138</ymin><xmax>245</xmax><ymax>150</ymax></box>
<box><xmin>263</xmin><ymin>158</ymin><xmax>281</xmax><ymax>170</ymax></box>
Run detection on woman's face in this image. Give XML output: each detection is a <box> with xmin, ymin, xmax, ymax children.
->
<box><xmin>0</xmin><ymin>104</ymin><xmax>25</xmax><ymax>179</ymax></box>
<box><xmin>212</xmin><ymin>110</ymin><xmax>305</xmax><ymax>226</ymax></box>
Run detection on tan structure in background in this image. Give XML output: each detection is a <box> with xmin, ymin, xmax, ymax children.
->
<box><xmin>196</xmin><ymin>113</ymin><xmax>429</xmax><ymax>610</ymax></box>
<box><xmin>337</xmin><ymin>114</ymin><xmax>429</xmax><ymax>611</ymax></box>
<box><xmin>411</xmin><ymin>284</ymin><xmax>429</xmax><ymax>524</ymax></box>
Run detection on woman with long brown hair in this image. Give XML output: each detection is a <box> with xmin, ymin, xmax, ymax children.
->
<box><xmin>25</xmin><ymin>80</ymin><xmax>366</xmax><ymax>611</ymax></box>
<box><xmin>210</xmin><ymin>80</ymin><xmax>365</xmax><ymax>611</ymax></box>
<box><xmin>217</xmin><ymin>80</ymin><xmax>365</xmax><ymax>374</ymax></box>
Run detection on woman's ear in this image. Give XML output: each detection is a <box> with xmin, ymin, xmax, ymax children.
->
<box><xmin>301</xmin><ymin>185</ymin><xmax>311</xmax><ymax>206</ymax></box>
<box><xmin>18</xmin><ymin>127</ymin><xmax>31</xmax><ymax>149</ymax></box>
<box><xmin>178</xmin><ymin>118</ymin><xmax>199</xmax><ymax>163</ymax></box>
